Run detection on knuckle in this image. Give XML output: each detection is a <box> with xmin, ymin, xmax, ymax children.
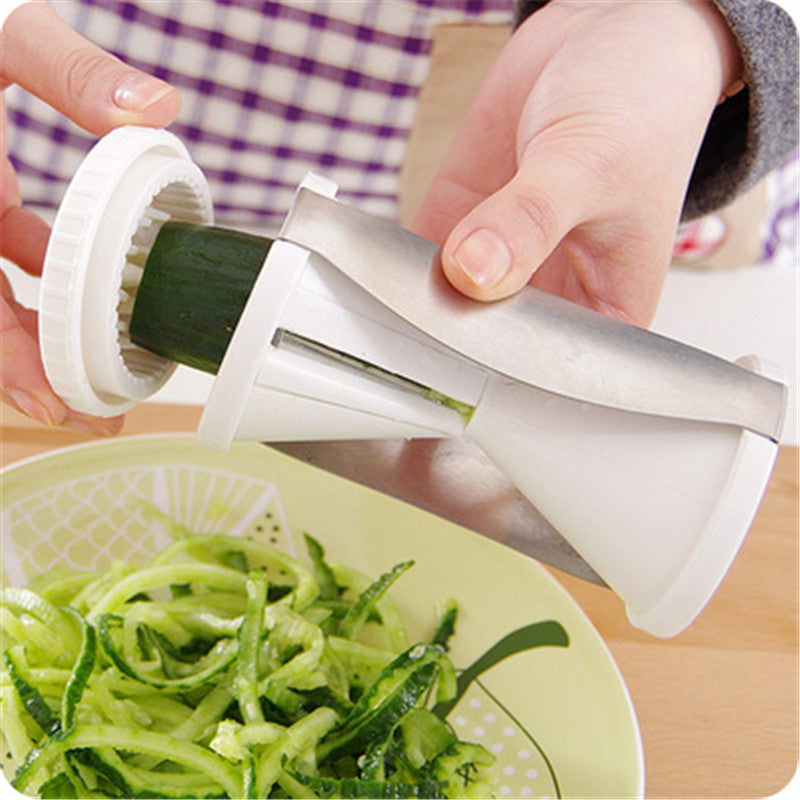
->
<box><xmin>514</xmin><ymin>189</ymin><xmax>561</xmax><ymax>251</ymax></box>
<box><xmin>60</xmin><ymin>46</ymin><xmax>112</xmax><ymax>100</ymax></box>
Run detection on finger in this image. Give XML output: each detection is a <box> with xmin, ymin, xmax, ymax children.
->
<box><xmin>0</xmin><ymin>269</ymin><xmax>37</xmax><ymax>337</ymax></box>
<box><xmin>0</xmin><ymin>202</ymin><xmax>50</xmax><ymax>275</ymax></box>
<box><xmin>1</xmin><ymin>2</ymin><xmax>180</xmax><ymax>135</ymax></box>
<box><xmin>529</xmin><ymin>220</ymin><xmax>673</xmax><ymax>327</ymax></box>
<box><xmin>0</xmin><ymin>279</ymin><xmax>124</xmax><ymax>434</ymax></box>
<box><xmin>0</xmin><ymin>291</ymin><xmax>68</xmax><ymax>426</ymax></box>
<box><xmin>1</xmin><ymin>98</ymin><xmax>50</xmax><ymax>274</ymax></box>
<box><xmin>412</xmin><ymin>172</ymin><xmax>491</xmax><ymax>249</ymax></box>
<box><xmin>61</xmin><ymin>410</ymin><xmax>125</xmax><ymax>436</ymax></box>
<box><xmin>411</xmin><ymin>13</ymin><xmax>556</xmax><ymax>248</ymax></box>
<box><xmin>410</xmin><ymin>89</ymin><xmax>520</xmax><ymax>248</ymax></box>
<box><xmin>439</xmin><ymin>141</ymin><xmax>596</xmax><ymax>301</ymax></box>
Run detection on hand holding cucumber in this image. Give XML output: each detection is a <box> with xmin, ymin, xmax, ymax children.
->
<box><xmin>414</xmin><ymin>0</ymin><xmax>742</xmax><ymax>326</ymax></box>
<box><xmin>0</xmin><ymin>1</ymin><xmax>178</xmax><ymax>433</ymax></box>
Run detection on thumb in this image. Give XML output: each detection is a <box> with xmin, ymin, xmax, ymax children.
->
<box><xmin>440</xmin><ymin>144</ymin><xmax>595</xmax><ymax>301</ymax></box>
<box><xmin>1</xmin><ymin>2</ymin><xmax>180</xmax><ymax>135</ymax></box>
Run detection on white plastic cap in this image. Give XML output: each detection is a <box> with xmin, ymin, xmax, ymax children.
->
<box><xmin>39</xmin><ymin>126</ymin><xmax>213</xmax><ymax>416</ymax></box>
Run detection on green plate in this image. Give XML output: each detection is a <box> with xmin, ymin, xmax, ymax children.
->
<box><xmin>1</xmin><ymin>435</ymin><xmax>643</xmax><ymax>798</ymax></box>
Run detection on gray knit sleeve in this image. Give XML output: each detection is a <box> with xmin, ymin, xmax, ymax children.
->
<box><xmin>513</xmin><ymin>1</ymin><xmax>799</xmax><ymax>220</ymax></box>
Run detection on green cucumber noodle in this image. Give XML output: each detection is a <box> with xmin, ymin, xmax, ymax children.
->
<box><xmin>0</xmin><ymin>528</ymin><xmax>496</xmax><ymax>798</ymax></box>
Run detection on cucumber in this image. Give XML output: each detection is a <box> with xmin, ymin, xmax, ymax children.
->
<box><xmin>400</xmin><ymin>709</ymin><xmax>456</xmax><ymax>768</ymax></box>
<box><xmin>58</xmin><ymin>607</ymin><xmax>97</xmax><ymax>730</ymax></box>
<box><xmin>68</xmin><ymin>746</ymin><xmax>228</xmax><ymax>799</ymax></box>
<box><xmin>97</xmin><ymin>614</ymin><xmax>239</xmax><ymax>692</ymax></box>
<box><xmin>339</xmin><ymin>560</ymin><xmax>414</xmax><ymax>641</ymax></box>
<box><xmin>430</xmin><ymin>598</ymin><xmax>458</xmax><ymax>651</ymax></box>
<box><xmin>2</xmin><ymin>531</ymin><xmax>501</xmax><ymax>799</ymax></box>
<box><xmin>286</xmin><ymin>767</ymin><xmax>446</xmax><ymax>798</ymax></box>
<box><xmin>12</xmin><ymin>724</ymin><xmax>243</xmax><ymax>797</ymax></box>
<box><xmin>426</xmin><ymin>741</ymin><xmax>496</xmax><ymax>799</ymax></box>
<box><xmin>304</xmin><ymin>533</ymin><xmax>340</xmax><ymax>602</ymax></box>
<box><xmin>129</xmin><ymin>221</ymin><xmax>273</xmax><ymax>374</ymax></box>
<box><xmin>317</xmin><ymin>651</ymin><xmax>441</xmax><ymax>764</ymax></box>
<box><xmin>2</xmin><ymin>650</ymin><xmax>60</xmax><ymax>735</ymax></box>
<box><xmin>235</xmin><ymin>572</ymin><xmax>268</xmax><ymax>725</ymax></box>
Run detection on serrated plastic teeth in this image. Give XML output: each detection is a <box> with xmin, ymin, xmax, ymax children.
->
<box><xmin>125</xmin><ymin>245</ymin><xmax>148</xmax><ymax>266</ymax></box>
<box><xmin>137</xmin><ymin>205</ymin><xmax>170</xmax><ymax>226</ymax></box>
<box><xmin>122</xmin><ymin>262</ymin><xmax>144</xmax><ymax>287</ymax></box>
<box><xmin>117</xmin><ymin>204</ymin><xmax>171</xmax><ymax>353</ymax></box>
<box><xmin>130</xmin><ymin>206</ymin><xmax>170</xmax><ymax>251</ymax></box>
<box><xmin>118</xmin><ymin>288</ymin><xmax>135</xmax><ymax>317</ymax></box>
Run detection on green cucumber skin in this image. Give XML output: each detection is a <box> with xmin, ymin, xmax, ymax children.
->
<box><xmin>129</xmin><ymin>222</ymin><xmax>272</xmax><ymax>374</ymax></box>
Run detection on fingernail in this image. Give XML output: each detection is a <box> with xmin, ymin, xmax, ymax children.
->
<box><xmin>452</xmin><ymin>229</ymin><xmax>512</xmax><ymax>287</ymax></box>
<box><xmin>114</xmin><ymin>73</ymin><xmax>173</xmax><ymax>112</ymax></box>
<box><xmin>9</xmin><ymin>389</ymin><xmax>55</xmax><ymax>426</ymax></box>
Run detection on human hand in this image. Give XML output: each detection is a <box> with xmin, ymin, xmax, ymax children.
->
<box><xmin>413</xmin><ymin>0</ymin><xmax>742</xmax><ymax>326</ymax></box>
<box><xmin>1</xmin><ymin>1</ymin><xmax>180</xmax><ymax>432</ymax></box>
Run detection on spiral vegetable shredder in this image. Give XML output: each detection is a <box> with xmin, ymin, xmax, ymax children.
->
<box><xmin>39</xmin><ymin>127</ymin><xmax>787</xmax><ymax>637</ymax></box>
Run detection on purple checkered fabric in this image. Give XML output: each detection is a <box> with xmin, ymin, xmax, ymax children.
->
<box><xmin>6</xmin><ymin>0</ymin><xmax>513</xmax><ymax>232</ymax></box>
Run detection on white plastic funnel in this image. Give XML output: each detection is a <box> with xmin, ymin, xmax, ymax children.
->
<box><xmin>465</xmin><ymin>373</ymin><xmax>780</xmax><ymax>636</ymax></box>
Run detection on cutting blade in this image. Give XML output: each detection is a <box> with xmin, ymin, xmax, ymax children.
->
<box><xmin>269</xmin><ymin>437</ymin><xmax>607</xmax><ymax>586</ymax></box>
<box><xmin>279</xmin><ymin>189</ymin><xmax>785</xmax><ymax>441</ymax></box>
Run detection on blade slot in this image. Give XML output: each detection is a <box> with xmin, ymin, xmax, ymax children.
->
<box><xmin>271</xmin><ymin>328</ymin><xmax>475</xmax><ymax>420</ymax></box>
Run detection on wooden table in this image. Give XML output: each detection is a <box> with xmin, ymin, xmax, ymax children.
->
<box><xmin>1</xmin><ymin>402</ymin><xmax>797</xmax><ymax>798</ymax></box>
